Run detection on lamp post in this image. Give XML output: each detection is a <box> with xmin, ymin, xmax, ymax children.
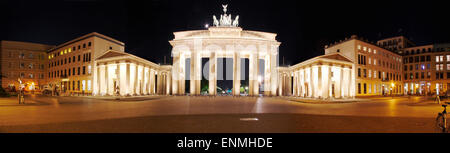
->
<box><xmin>391</xmin><ymin>82</ymin><xmax>395</xmax><ymax>99</ymax></box>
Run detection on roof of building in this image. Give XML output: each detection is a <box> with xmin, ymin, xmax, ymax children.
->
<box><xmin>325</xmin><ymin>35</ymin><xmax>402</xmax><ymax>56</ymax></box>
<box><xmin>95</xmin><ymin>50</ymin><xmax>161</xmax><ymax>68</ymax></box>
<box><xmin>48</xmin><ymin>32</ymin><xmax>125</xmax><ymax>52</ymax></box>
<box><xmin>0</xmin><ymin>40</ymin><xmax>54</xmax><ymax>51</ymax></box>
<box><xmin>287</xmin><ymin>53</ymin><xmax>353</xmax><ymax>70</ymax></box>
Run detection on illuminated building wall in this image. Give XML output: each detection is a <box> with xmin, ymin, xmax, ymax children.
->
<box><xmin>0</xmin><ymin>41</ymin><xmax>54</xmax><ymax>91</ymax></box>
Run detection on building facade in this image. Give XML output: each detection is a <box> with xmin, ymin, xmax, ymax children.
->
<box><xmin>1</xmin><ymin>5</ymin><xmax>448</xmax><ymax>99</ymax></box>
<box><xmin>46</xmin><ymin>32</ymin><xmax>125</xmax><ymax>95</ymax></box>
<box><xmin>325</xmin><ymin>35</ymin><xmax>404</xmax><ymax>96</ymax></box>
<box><xmin>402</xmin><ymin>43</ymin><xmax>450</xmax><ymax>95</ymax></box>
<box><xmin>170</xmin><ymin>6</ymin><xmax>280</xmax><ymax>96</ymax></box>
<box><xmin>0</xmin><ymin>41</ymin><xmax>54</xmax><ymax>91</ymax></box>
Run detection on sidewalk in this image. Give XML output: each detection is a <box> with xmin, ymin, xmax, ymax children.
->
<box><xmin>283</xmin><ymin>97</ymin><xmax>370</xmax><ymax>103</ymax></box>
<box><xmin>0</xmin><ymin>96</ymin><xmax>43</xmax><ymax>106</ymax></box>
<box><xmin>80</xmin><ymin>95</ymin><xmax>168</xmax><ymax>101</ymax></box>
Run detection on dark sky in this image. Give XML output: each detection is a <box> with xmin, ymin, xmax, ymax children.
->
<box><xmin>1</xmin><ymin>0</ymin><xmax>450</xmax><ymax>66</ymax></box>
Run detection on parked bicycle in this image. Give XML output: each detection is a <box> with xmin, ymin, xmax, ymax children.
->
<box><xmin>436</xmin><ymin>102</ymin><xmax>450</xmax><ymax>133</ymax></box>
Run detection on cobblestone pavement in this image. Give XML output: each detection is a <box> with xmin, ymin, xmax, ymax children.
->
<box><xmin>0</xmin><ymin>95</ymin><xmax>446</xmax><ymax>132</ymax></box>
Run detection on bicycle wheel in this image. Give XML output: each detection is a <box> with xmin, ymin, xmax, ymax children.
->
<box><xmin>436</xmin><ymin>113</ymin><xmax>448</xmax><ymax>133</ymax></box>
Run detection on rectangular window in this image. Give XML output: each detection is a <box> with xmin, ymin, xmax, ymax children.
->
<box><xmin>83</xmin><ymin>66</ymin><xmax>86</xmax><ymax>75</ymax></box>
<box><xmin>363</xmin><ymin>83</ymin><xmax>367</xmax><ymax>94</ymax></box>
<box><xmin>88</xmin><ymin>65</ymin><xmax>92</xmax><ymax>74</ymax></box>
<box><xmin>82</xmin><ymin>80</ymin><xmax>86</xmax><ymax>91</ymax></box>
<box><xmin>358</xmin><ymin>68</ymin><xmax>361</xmax><ymax>77</ymax></box>
<box><xmin>87</xmin><ymin>80</ymin><xmax>92</xmax><ymax>91</ymax></box>
<box><xmin>368</xmin><ymin>69</ymin><xmax>372</xmax><ymax>78</ymax></box>
<box><xmin>358</xmin><ymin>83</ymin><xmax>361</xmax><ymax>94</ymax></box>
<box><xmin>374</xmin><ymin>84</ymin><xmax>377</xmax><ymax>93</ymax></box>
<box><xmin>358</xmin><ymin>55</ymin><xmax>361</xmax><ymax>64</ymax></box>
<box><xmin>78</xmin><ymin>67</ymin><xmax>80</xmax><ymax>75</ymax></box>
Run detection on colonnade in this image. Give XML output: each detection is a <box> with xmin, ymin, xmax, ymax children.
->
<box><xmin>279</xmin><ymin>63</ymin><xmax>355</xmax><ymax>99</ymax></box>
<box><xmin>172</xmin><ymin>51</ymin><xmax>278</xmax><ymax>96</ymax></box>
<box><xmin>92</xmin><ymin>60</ymin><xmax>171</xmax><ymax>96</ymax></box>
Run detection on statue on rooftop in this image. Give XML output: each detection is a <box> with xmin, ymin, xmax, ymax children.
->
<box><xmin>212</xmin><ymin>4</ymin><xmax>239</xmax><ymax>27</ymax></box>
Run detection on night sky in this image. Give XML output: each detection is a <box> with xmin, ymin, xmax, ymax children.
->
<box><xmin>1</xmin><ymin>0</ymin><xmax>450</xmax><ymax>66</ymax></box>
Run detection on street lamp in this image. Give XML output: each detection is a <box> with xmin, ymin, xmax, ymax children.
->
<box><xmin>391</xmin><ymin>82</ymin><xmax>395</xmax><ymax>98</ymax></box>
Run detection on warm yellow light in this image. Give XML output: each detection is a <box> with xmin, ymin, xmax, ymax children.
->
<box><xmin>60</xmin><ymin>51</ymin><xmax>63</xmax><ymax>55</ymax></box>
<box><xmin>391</xmin><ymin>83</ymin><xmax>394</xmax><ymax>87</ymax></box>
<box><xmin>68</xmin><ymin>48</ymin><xmax>71</xmax><ymax>53</ymax></box>
<box><xmin>48</xmin><ymin>55</ymin><xmax>51</xmax><ymax>59</ymax></box>
<box><xmin>64</xmin><ymin>49</ymin><xmax>67</xmax><ymax>54</ymax></box>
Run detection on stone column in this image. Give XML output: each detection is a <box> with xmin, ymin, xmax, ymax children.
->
<box><xmin>107</xmin><ymin>62</ymin><xmax>117</xmax><ymax>96</ymax></box>
<box><xmin>172</xmin><ymin>54</ymin><xmax>180</xmax><ymax>95</ymax></box>
<box><xmin>209</xmin><ymin>52</ymin><xmax>217</xmax><ymax>96</ymax></box>
<box><xmin>350</xmin><ymin>64</ymin><xmax>356</xmax><ymax>97</ymax></box>
<box><xmin>299</xmin><ymin>69</ymin><xmax>304</xmax><ymax>97</ymax></box>
<box><xmin>136</xmin><ymin>64</ymin><xmax>143</xmax><ymax>95</ymax></box>
<box><xmin>144</xmin><ymin>67</ymin><xmax>149</xmax><ymax>95</ymax></box>
<box><xmin>264</xmin><ymin>54</ymin><xmax>270</xmax><ymax>96</ymax></box>
<box><xmin>129</xmin><ymin>62</ymin><xmax>136</xmax><ymax>95</ymax></box>
<box><xmin>190</xmin><ymin>52</ymin><xmax>199</xmax><ymax>95</ymax></box>
<box><xmin>278</xmin><ymin>73</ymin><xmax>282</xmax><ymax>96</ymax></box>
<box><xmin>321</xmin><ymin>65</ymin><xmax>329</xmax><ymax>99</ymax></box>
<box><xmin>270</xmin><ymin>52</ymin><xmax>278</xmax><ymax>96</ymax></box>
<box><xmin>119</xmin><ymin>61</ymin><xmax>127</xmax><ymax>96</ymax></box>
<box><xmin>166</xmin><ymin>72</ymin><xmax>171</xmax><ymax>95</ymax></box>
<box><xmin>92</xmin><ymin>62</ymin><xmax>98</xmax><ymax>95</ymax></box>
<box><xmin>333</xmin><ymin>66</ymin><xmax>341</xmax><ymax>98</ymax></box>
<box><xmin>249</xmin><ymin>53</ymin><xmax>259</xmax><ymax>96</ymax></box>
<box><xmin>305</xmin><ymin>67</ymin><xmax>311</xmax><ymax>97</ymax></box>
<box><xmin>312</xmin><ymin>65</ymin><xmax>319</xmax><ymax>98</ymax></box>
<box><xmin>99</xmin><ymin>64</ymin><xmax>106</xmax><ymax>95</ymax></box>
<box><xmin>233</xmin><ymin>52</ymin><xmax>241</xmax><ymax>96</ymax></box>
<box><xmin>150</xmin><ymin>69</ymin><xmax>155</xmax><ymax>94</ymax></box>
<box><xmin>293</xmin><ymin>71</ymin><xmax>297</xmax><ymax>97</ymax></box>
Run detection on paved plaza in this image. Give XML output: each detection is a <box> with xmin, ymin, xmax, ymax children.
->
<box><xmin>0</xmin><ymin>94</ymin><xmax>447</xmax><ymax>133</ymax></box>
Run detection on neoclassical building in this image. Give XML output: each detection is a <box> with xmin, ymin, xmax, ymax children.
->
<box><xmin>170</xmin><ymin>5</ymin><xmax>280</xmax><ymax>96</ymax></box>
<box><xmin>0</xmin><ymin>4</ymin><xmax>364</xmax><ymax>99</ymax></box>
<box><xmin>92</xmin><ymin>50</ymin><xmax>172</xmax><ymax>96</ymax></box>
<box><xmin>278</xmin><ymin>53</ymin><xmax>355</xmax><ymax>98</ymax></box>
